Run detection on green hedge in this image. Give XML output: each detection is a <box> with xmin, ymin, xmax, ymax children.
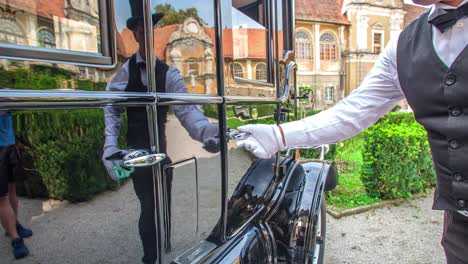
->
<box><xmin>361</xmin><ymin>117</ymin><xmax>435</xmax><ymax>199</ymax></box>
<box><xmin>14</xmin><ymin>110</ymin><xmax>121</xmax><ymax>202</ymax></box>
<box><xmin>0</xmin><ymin>66</ymin><xmax>106</xmax><ymax>91</ymax></box>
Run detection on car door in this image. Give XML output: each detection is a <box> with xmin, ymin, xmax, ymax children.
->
<box><xmin>149</xmin><ymin>0</ymin><xmax>224</xmax><ymax>263</ymax></box>
<box><xmin>0</xmin><ymin>0</ymin><xmax>164</xmax><ymax>263</ymax></box>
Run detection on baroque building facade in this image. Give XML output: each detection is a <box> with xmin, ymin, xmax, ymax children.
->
<box><xmin>294</xmin><ymin>0</ymin><xmax>427</xmax><ymax>110</ymax></box>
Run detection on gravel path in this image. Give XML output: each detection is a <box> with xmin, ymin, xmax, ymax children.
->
<box><xmin>0</xmin><ymin>189</ymin><xmax>446</xmax><ymax>263</ymax></box>
<box><xmin>324</xmin><ymin>192</ymin><xmax>446</xmax><ymax>264</ymax></box>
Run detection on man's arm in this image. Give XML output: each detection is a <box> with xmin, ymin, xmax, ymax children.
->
<box><xmin>103</xmin><ymin>65</ymin><xmax>128</xmax><ymax>151</ymax></box>
<box><xmin>238</xmin><ymin>37</ymin><xmax>405</xmax><ymax>158</ymax></box>
<box><xmin>281</xmin><ymin>37</ymin><xmax>404</xmax><ymax>148</ymax></box>
<box><xmin>166</xmin><ymin>67</ymin><xmax>215</xmax><ymax>143</ymax></box>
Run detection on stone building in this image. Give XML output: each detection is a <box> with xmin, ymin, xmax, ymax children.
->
<box><xmin>294</xmin><ymin>0</ymin><xmax>427</xmax><ymax>110</ymax></box>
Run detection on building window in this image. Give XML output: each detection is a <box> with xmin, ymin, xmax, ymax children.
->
<box><xmin>255</xmin><ymin>63</ymin><xmax>267</xmax><ymax>81</ymax></box>
<box><xmin>325</xmin><ymin>86</ymin><xmax>335</xmax><ymax>104</ymax></box>
<box><xmin>295</xmin><ymin>31</ymin><xmax>312</xmax><ymax>60</ymax></box>
<box><xmin>232</xmin><ymin>63</ymin><xmax>244</xmax><ymax>78</ymax></box>
<box><xmin>373</xmin><ymin>32</ymin><xmax>383</xmax><ymax>54</ymax></box>
<box><xmin>0</xmin><ymin>0</ymin><xmax>113</xmax><ymax>65</ymax></box>
<box><xmin>37</xmin><ymin>28</ymin><xmax>56</xmax><ymax>48</ymax></box>
<box><xmin>320</xmin><ymin>33</ymin><xmax>337</xmax><ymax>61</ymax></box>
<box><xmin>0</xmin><ymin>20</ymin><xmax>26</xmax><ymax>45</ymax></box>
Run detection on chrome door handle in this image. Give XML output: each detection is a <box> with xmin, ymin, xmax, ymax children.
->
<box><xmin>227</xmin><ymin>128</ymin><xmax>250</xmax><ymax>141</ymax></box>
<box><xmin>123</xmin><ymin>151</ymin><xmax>166</xmax><ymax>167</ymax></box>
<box><xmin>106</xmin><ymin>149</ymin><xmax>166</xmax><ymax>168</ymax></box>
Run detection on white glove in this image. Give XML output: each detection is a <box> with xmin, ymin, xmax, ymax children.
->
<box><xmin>237</xmin><ymin>124</ymin><xmax>285</xmax><ymax>159</ymax></box>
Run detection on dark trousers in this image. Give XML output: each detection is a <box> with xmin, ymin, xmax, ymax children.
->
<box><xmin>132</xmin><ymin>162</ymin><xmax>172</xmax><ymax>264</ymax></box>
<box><xmin>442</xmin><ymin>211</ymin><xmax>468</xmax><ymax>264</ymax></box>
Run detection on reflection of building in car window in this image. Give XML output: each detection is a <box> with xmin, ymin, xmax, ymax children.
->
<box><xmin>119</xmin><ymin>16</ymin><xmax>217</xmax><ymax>95</ymax></box>
<box><xmin>0</xmin><ymin>0</ymin><xmax>100</xmax><ymax>53</ymax></box>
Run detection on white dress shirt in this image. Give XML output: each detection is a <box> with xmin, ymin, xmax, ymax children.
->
<box><xmin>281</xmin><ymin>1</ymin><xmax>468</xmax><ymax>148</ymax></box>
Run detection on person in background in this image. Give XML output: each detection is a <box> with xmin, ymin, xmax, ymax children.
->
<box><xmin>102</xmin><ymin>2</ymin><xmax>220</xmax><ymax>263</ymax></box>
<box><xmin>0</xmin><ymin>111</ymin><xmax>33</xmax><ymax>259</ymax></box>
<box><xmin>238</xmin><ymin>0</ymin><xmax>468</xmax><ymax>263</ymax></box>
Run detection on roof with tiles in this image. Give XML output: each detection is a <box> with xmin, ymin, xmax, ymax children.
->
<box><xmin>2</xmin><ymin>0</ymin><xmax>65</xmax><ymax>19</ymax></box>
<box><xmin>118</xmin><ymin>24</ymin><xmax>270</xmax><ymax>60</ymax></box>
<box><xmin>295</xmin><ymin>0</ymin><xmax>350</xmax><ymax>25</ymax></box>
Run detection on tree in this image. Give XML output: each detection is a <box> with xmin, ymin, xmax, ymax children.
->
<box><xmin>154</xmin><ymin>4</ymin><xmax>207</xmax><ymax>27</ymax></box>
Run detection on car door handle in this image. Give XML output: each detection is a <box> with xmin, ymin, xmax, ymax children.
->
<box><xmin>227</xmin><ymin>128</ymin><xmax>250</xmax><ymax>141</ymax></box>
<box><xmin>106</xmin><ymin>149</ymin><xmax>166</xmax><ymax>168</ymax></box>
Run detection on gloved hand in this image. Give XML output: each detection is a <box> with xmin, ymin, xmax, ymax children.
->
<box><xmin>201</xmin><ymin>123</ymin><xmax>220</xmax><ymax>153</ymax></box>
<box><xmin>102</xmin><ymin>145</ymin><xmax>124</xmax><ymax>182</ymax></box>
<box><xmin>236</xmin><ymin>124</ymin><xmax>285</xmax><ymax>159</ymax></box>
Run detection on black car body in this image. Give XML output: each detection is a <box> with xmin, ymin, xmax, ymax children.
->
<box><xmin>0</xmin><ymin>0</ymin><xmax>337</xmax><ymax>263</ymax></box>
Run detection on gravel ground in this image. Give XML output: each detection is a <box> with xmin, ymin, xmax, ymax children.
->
<box><xmin>0</xmin><ymin>189</ymin><xmax>446</xmax><ymax>263</ymax></box>
<box><xmin>324</xmin><ymin>192</ymin><xmax>446</xmax><ymax>264</ymax></box>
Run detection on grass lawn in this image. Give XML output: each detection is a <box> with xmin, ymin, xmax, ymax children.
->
<box><xmin>326</xmin><ymin>136</ymin><xmax>381</xmax><ymax>211</ymax></box>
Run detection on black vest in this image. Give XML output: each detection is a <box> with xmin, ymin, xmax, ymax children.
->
<box><xmin>397</xmin><ymin>12</ymin><xmax>468</xmax><ymax>211</ymax></box>
<box><xmin>125</xmin><ymin>55</ymin><xmax>169</xmax><ymax>153</ymax></box>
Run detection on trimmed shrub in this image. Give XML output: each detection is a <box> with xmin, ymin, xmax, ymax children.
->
<box><xmin>202</xmin><ymin>105</ymin><xmax>219</xmax><ymax>119</ymax></box>
<box><xmin>361</xmin><ymin>116</ymin><xmax>435</xmax><ymax>199</ymax></box>
<box><xmin>378</xmin><ymin>112</ymin><xmax>416</xmax><ymax>125</ymax></box>
<box><xmin>13</xmin><ymin>110</ymin><xmax>122</xmax><ymax>202</ymax></box>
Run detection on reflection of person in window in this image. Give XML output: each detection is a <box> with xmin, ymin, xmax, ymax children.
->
<box><xmin>102</xmin><ymin>5</ymin><xmax>219</xmax><ymax>264</ymax></box>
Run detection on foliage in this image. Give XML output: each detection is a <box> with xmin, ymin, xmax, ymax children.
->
<box><xmin>13</xmin><ymin>110</ymin><xmax>123</xmax><ymax>202</ymax></box>
<box><xmin>29</xmin><ymin>64</ymin><xmax>76</xmax><ymax>79</ymax></box>
<box><xmin>155</xmin><ymin>4</ymin><xmax>207</xmax><ymax>27</ymax></box>
<box><xmin>202</xmin><ymin>105</ymin><xmax>219</xmax><ymax>119</ymax></box>
<box><xmin>361</xmin><ymin>117</ymin><xmax>435</xmax><ymax>200</ymax></box>
<box><xmin>326</xmin><ymin>135</ymin><xmax>381</xmax><ymax>210</ymax></box>
<box><xmin>300</xmin><ymin>145</ymin><xmax>337</xmax><ymax>161</ymax></box>
<box><xmin>378</xmin><ymin>111</ymin><xmax>416</xmax><ymax>125</ymax></box>
<box><xmin>0</xmin><ymin>66</ymin><xmax>106</xmax><ymax>91</ymax></box>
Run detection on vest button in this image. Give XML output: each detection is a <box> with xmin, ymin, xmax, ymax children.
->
<box><xmin>445</xmin><ymin>74</ymin><xmax>456</xmax><ymax>86</ymax></box>
<box><xmin>454</xmin><ymin>173</ymin><xmax>463</xmax><ymax>182</ymax></box>
<box><xmin>458</xmin><ymin>199</ymin><xmax>466</xmax><ymax>208</ymax></box>
<box><xmin>449</xmin><ymin>140</ymin><xmax>461</xmax><ymax>149</ymax></box>
<box><xmin>450</xmin><ymin>107</ymin><xmax>463</xmax><ymax>116</ymax></box>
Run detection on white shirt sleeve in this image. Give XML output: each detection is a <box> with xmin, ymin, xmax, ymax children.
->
<box><xmin>281</xmin><ymin>37</ymin><xmax>405</xmax><ymax>148</ymax></box>
<box><xmin>166</xmin><ymin>67</ymin><xmax>212</xmax><ymax>142</ymax></box>
<box><xmin>103</xmin><ymin>62</ymin><xmax>129</xmax><ymax>149</ymax></box>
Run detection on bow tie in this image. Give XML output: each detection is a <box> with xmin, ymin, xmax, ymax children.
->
<box><xmin>429</xmin><ymin>3</ymin><xmax>468</xmax><ymax>33</ymax></box>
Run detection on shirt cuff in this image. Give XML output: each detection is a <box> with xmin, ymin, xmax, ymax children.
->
<box><xmin>280</xmin><ymin>120</ymin><xmax>315</xmax><ymax>149</ymax></box>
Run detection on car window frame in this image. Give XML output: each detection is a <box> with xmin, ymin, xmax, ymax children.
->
<box><xmin>0</xmin><ymin>0</ymin><xmax>116</xmax><ymax>68</ymax></box>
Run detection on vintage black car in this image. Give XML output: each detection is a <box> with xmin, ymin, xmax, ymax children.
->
<box><xmin>0</xmin><ymin>0</ymin><xmax>337</xmax><ymax>263</ymax></box>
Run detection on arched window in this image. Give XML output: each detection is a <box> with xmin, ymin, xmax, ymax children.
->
<box><xmin>37</xmin><ymin>28</ymin><xmax>56</xmax><ymax>48</ymax></box>
<box><xmin>232</xmin><ymin>63</ymin><xmax>244</xmax><ymax>78</ymax></box>
<box><xmin>295</xmin><ymin>31</ymin><xmax>312</xmax><ymax>60</ymax></box>
<box><xmin>255</xmin><ymin>63</ymin><xmax>267</xmax><ymax>81</ymax></box>
<box><xmin>0</xmin><ymin>20</ymin><xmax>25</xmax><ymax>45</ymax></box>
<box><xmin>320</xmin><ymin>33</ymin><xmax>337</xmax><ymax>61</ymax></box>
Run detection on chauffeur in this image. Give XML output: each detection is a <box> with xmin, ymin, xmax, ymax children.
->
<box><xmin>238</xmin><ymin>0</ymin><xmax>468</xmax><ymax>263</ymax></box>
<box><xmin>102</xmin><ymin>3</ymin><xmax>219</xmax><ymax>263</ymax></box>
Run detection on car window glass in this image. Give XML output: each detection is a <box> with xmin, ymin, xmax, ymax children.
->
<box><xmin>230</xmin><ymin>0</ymin><xmax>268</xmax><ymax>82</ymax></box>
<box><xmin>0</xmin><ymin>0</ymin><xmax>101</xmax><ymax>54</ymax></box>
<box><xmin>150</xmin><ymin>0</ymin><xmax>218</xmax><ymax>95</ymax></box>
